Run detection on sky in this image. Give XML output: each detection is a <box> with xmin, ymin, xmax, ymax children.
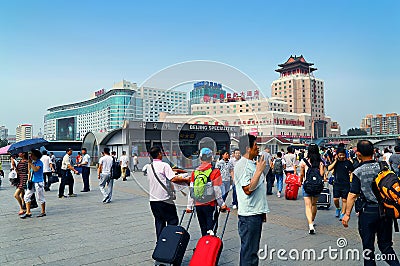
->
<box><xmin>1</xmin><ymin>0</ymin><xmax>399</xmax><ymax>135</ymax></box>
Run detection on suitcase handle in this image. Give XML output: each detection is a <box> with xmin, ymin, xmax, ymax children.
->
<box><xmin>180</xmin><ymin>209</ymin><xmax>195</xmax><ymax>231</ymax></box>
<box><xmin>219</xmin><ymin>210</ymin><xmax>230</xmax><ymax>240</ymax></box>
<box><xmin>212</xmin><ymin>209</ymin><xmax>230</xmax><ymax>240</ymax></box>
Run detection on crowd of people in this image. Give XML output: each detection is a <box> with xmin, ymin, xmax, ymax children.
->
<box><xmin>5</xmin><ymin>137</ymin><xmax>400</xmax><ymax>266</ymax></box>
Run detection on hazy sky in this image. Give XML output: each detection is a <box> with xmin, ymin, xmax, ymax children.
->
<box><xmin>1</xmin><ymin>0</ymin><xmax>399</xmax><ymax>135</ymax></box>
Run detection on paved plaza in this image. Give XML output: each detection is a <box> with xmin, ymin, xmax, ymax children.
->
<box><xmin>0</xmin><ymin>168</ymin><xmax>399</xmax><ymax>266</ymax></box>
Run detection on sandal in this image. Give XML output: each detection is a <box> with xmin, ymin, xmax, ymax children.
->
<box><xmin>18</xmin><ymin>211</ymin><xmax>25</xmax><ymax>215</ymax></box>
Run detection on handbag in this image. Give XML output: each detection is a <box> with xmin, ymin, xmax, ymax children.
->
<box><xmin>150</xmin><ymin>163</ymin><xmax>176</xmax><ymax>201</ymax></box>
<box><xmin>27</xmin><ymin>180</ymin><xmax>34</xmax><ymax>190</ymax></box>
<box><xmin>9</xmin><ymin>170</ymin><xmax>19</xmax><ymax>186</ymax></box>
<box><xmin>49</xmin><ymin>173</ymin><xmax>59</xmax><ymax>184</ymax></box>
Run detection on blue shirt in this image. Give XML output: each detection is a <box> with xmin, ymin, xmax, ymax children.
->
<box><xmin>31</xmin><ymin>160</ymin><xmax>44</xmax><ymax>183</ymax></box>
<box><xmin>234</xmin><ymin>157</ymin><xmax>269</xmax><ymax>216</ymax></box>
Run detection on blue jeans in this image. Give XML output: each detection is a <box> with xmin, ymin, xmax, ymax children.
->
<box><xmin>238</xmin><ymin>214</ymin><xmax>264</xmax><ymax>266</ymax></box>
<box><xmin>275</xmin><ymin>174</ymin><xmax>284</xmax><ymax>193</ymax></box>
<box><xmin>221</xmin><ymin>181</ymin><xmax>231</xmax><ymax>201</ymax></box>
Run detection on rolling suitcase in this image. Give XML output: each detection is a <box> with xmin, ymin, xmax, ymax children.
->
<box><xmin>285</xmin><ymin>183</ymin><xmax>300</xmax><ymax>200</ymax></box>
<box><xmin>285</xmin><ymin>174</ymin><xmax>301</xmax><ymax>200</ymax></box>
<box><xmin>317</xmin><ymin>185</ymin><xmax>331</xmax><ymax>209</ymax></box>
<box><xmin>189</xmin><ymin>209</ymin><xmax>230</xmax><ymax>266</ymax></box>
<box><xmin>153</xmin><ymin>210</ymin><xmax>194</xmax><ymax>266</ymax></box>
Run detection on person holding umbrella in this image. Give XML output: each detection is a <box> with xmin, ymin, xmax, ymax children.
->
<box><xmin>21</xmin><ymin>149</ymin><xmax>46</xmax><ymax>219</ymax></box>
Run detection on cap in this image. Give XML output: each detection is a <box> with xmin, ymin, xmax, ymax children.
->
<box><xmin>200</xmin><ymin>148</ymin><xmax>213</xmax><ymax>160</ymax></box>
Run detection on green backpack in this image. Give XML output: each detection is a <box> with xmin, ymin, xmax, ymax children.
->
<box><xmin>192</xmin><ymin>168</ymin><xmax>214</xmax><ymax>203</ymax></box>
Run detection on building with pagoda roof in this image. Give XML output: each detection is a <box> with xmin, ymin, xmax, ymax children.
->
<box><xmin>271</xmin><ymin>55</ymin><xmax>338</xmax><ymax>139</ymax></box>
<box><xmin>275</xmin><ymin>55</ymin><xmax>317</xmax><ymax>77</ymax></box>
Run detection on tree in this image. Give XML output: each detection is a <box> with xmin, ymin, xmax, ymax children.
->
<box><xmin>347</xmin><ymin>128</ymin><xmax>367</xmax><ymax>136</ymax></box>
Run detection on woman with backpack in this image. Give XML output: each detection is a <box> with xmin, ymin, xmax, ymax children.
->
<box><xmin>299</xmin><ymin>144</ymin><xmax>326</xmax><ymax>234</ymax></box>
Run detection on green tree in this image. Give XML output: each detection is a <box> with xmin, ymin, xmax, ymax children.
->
<box><xmin>0</xmin><ymin>139</ymin><xmax>9</xmax><ymax>148</ymax></box>
<box><xmin>347</xmin><ymin>128</ymin><xmax>367</xmax><ymax>136</ymax></box>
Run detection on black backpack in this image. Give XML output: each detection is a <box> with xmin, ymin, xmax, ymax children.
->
<box><xmin>273</xmin><ymin>158</ymin><xmax>283</xmax><ymax>174</ymax></box>
<box><xmin>303</xmin><ymin>158</ymin><xmax>324</xmax><ymax>195</ymax></box>
<box><xmin>111</xmin><ymin>158</ymin><xmax>121</xmax><ymax>179</ymax></box>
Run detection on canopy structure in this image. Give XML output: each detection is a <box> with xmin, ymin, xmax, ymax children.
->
<box><xmin>0</xmin><ymin>145</ymin><xmax>11</xmax><ymax>155</ymax></box>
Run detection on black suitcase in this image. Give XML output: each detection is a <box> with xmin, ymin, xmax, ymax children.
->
<box><xmin>317</xmin><ymin>187</ymin><xmax>331</xmax><ymax>209</ymax></box>
<box><xmin>153</xmin><ymin>210</ymin><xmax>194</xmax><ymax>266</ymax></box>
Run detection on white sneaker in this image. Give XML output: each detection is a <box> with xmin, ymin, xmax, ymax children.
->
<box><xmin>232</xmin><ymin>205</ymin><xmax>237</xmax><ymax>210</ymax></box>
<box><xmin>309</xmin><ymin>224</ymin><xmax>315</xmax><ymax>234</ymax></box>
<box><xmin>277</xmin><ymin>192</ymin><xmax>281</xmax><ymax>198</ymax></box>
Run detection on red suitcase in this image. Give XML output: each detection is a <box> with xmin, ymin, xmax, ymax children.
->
<box><xmin>189</xmin><ymin>210</ymin><xmax>230</xmax><ymax>266</ymax></box>
<box><xmin>285</xmin><ymin>183</ymin><xmax>300</xmax><ymax>200</ymax></box>
<box><xmin>285</xmin><ymin>174</ymin><xmax>301</xmax><ymax>200</ymax></box>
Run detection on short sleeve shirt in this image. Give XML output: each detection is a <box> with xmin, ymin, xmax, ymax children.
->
<box><xmin>41</xmin><ymin>155</ymin><xmax>52</xmax><ymax>173</ymax></box>
<box><xmin>61</xmin><ymin>154</ymin><xmax>72</xmax><ymax>170</ymax></box>
<box><xmin>81</xmin><ymin>154</ymin><xmax>91</xmax><ymax>167</ymax></box>
<box><xmin>283</xmin><ymin>153</ymin><xmax>297</xmax><ymax>171</ymax></box>
<box><xmin>333</xmin><ymin>160</ymin><xmax>354</xmax><ymax>185</ymax></box>
<box><xmin>389</xmin><ymin>153</ymin><xmax>400</xmax><ymax>172</ymax></box>
<box><xmin>119</xmin><ymin>155</ymin><xmax>129</xmax><ymax>168</ymax></box>
<box><xmin>99</xmin><ymin>155</ymin><xmax>114</xmax><ymax>174</ymax></box>
<box><xmin>31</xmin><ymin>160</ymin><xmax>44</xmax><ymax>183</ymax></box>
<box><xmin>234</xmin><ymin>157</ymin><xmax>269</xmax><ymax>216</ymax></box>
<box><xmin>216</xmin><ymin>159</ymin><xmax>234</xmax><ymax>182</ymax></box>
<box><xmin>148</xmin><ymin>159</ymin><xmax>177</xmax><ymax>201</ymax></box>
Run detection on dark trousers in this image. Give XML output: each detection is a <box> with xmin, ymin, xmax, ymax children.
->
<box><xmin>59</xmin><ymin>169</ymin><xmax>74</xmax><ymax>197</ymax></box>
<box><xmin>43</xmin><ymin>172</ymin><xmax>52</xmax><ymax>190</ymax></box>
<box><xmin>265</xmin><ymin>169</ymin><xmax>274</xmax><ymax>194</ymax></box>
<box><xmin>81</xmin><ymin>167</ymin><xmax>90</xmax><ymax>191</ymax></box>
<box><xmin>133</xmin><ymin>164</ymin><xmax>139</xmax><ymax>171</ymax></box>
<box><xmin>238</xmin><ymin>214</ymin><xmax>264</xmax><ymax>266</ymax></box>
<box><xmin>232</xmin><ymin>184</ymin><xmax>238</xmax><ymax>206</ymax></box>
<box><xmin>358</xmin><ymin>205</ymin><xmax>399</xmax><ymax>266</ymax></box>
<box><xmin>195</xmin><ymin>204</ymin><xmax>218</xmax><ymax>236</ymax></box>
<box><xmin>150</xmin><ymin>201</ymin><xmax>179</xmax><ymax>240</ymax></box>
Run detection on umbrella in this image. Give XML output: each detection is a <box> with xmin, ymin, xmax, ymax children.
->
<box><xmin>8</xmin><ymin>138</ymin><xmax>49</xmax><ymax>155</ymax></box>
<box><xmin>0</xmin><ymin>145</ymin><xmax>11</xmax><ymax>155</ymax></box>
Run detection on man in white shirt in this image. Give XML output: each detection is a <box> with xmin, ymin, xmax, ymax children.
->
<box><xmin>119</xmin><ymin>151</ymin><xmax>129</xmax><ymax>181</ymax></box>
<box><xmin>41</xmin><ymin>150</ymin><xmax>53</xmax><ymax>191</ymax></box>
<box><xmin>147</xmin><ymin>146</ymin><xmax>189</xmax><ymax>240</ymax></box>
<box><xmin>78</xmin><ymin>148</ymin><xmax>91</xmax><ymax>192</ymax></box>
<box><xmin>98</xmin><ymin>147</ymin><xmax>114</xmax><ymax>203</ymax></box>
<box><xmin>59</xmin><ymin>148</ymin><xmax>79</xmax><ymax>198</ymax></box>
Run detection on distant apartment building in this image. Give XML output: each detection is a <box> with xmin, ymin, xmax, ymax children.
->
<box><xmin>361</xmin><ymin>113</ymin><xmax>400</xmax><ymax>135</ymax></box>
<box><xmin>16</xmin><ymin>124</ymin><xmax>33</xmax><ymax>142</ymax></box>
<box><xmin>136</xmin><ymin>85</ymin><xmax>188</xmax><ymax>122</ymax></box>
<box><xmin>0</xmin><ymin>125</ymin><xmax>8</xmax><ymax>140</ymax></box>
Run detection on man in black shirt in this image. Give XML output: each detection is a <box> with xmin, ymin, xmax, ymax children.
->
<box><xmin>328</xmin><ymin>148</ymin><xmax>354</xmax><ymax>220</ymax></box>
<box><xmin>342</xmin><ymin>140</ymin><xmax>399</xmax><ymax>266</ymax></box>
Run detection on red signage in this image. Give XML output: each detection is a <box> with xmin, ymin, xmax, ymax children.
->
<box><xmin>95</xmin><ymin>89</ymin><xmax>105</xmax><ymax>97</ymax></box>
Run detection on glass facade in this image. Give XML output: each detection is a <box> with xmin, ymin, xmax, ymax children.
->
<box><xmin>44</xmin><ymin>89</ymin><xmax>143</xmax><ymax>140</ymax></box>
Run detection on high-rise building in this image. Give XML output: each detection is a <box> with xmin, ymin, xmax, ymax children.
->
<box><xmin>136</xmin><ymin>86</ymin><xmax>188</xmax><ymax>122</ymax></box>
<box><xmin>189</xmin><ymin>81</ymin><xmax>226</xmax><ymax>107</ymax></box>
<box><xmin>0</xmin><ymin>125</ymin><xmax>8</xmax><ymax>140</ymax></box>
<box><xmin>272</xmin><ymin>55</ymin><xmax>326</xmax><ymax>138</ymax></box>
<box><xmin>16</xmin><ymin>124</ymin><xmax>33</xmax><ymax>142</ymax></box>
<box><xmin>361</xmin><ymin>113</ymin><xmax>400</xmax><ymax>135</ymax></box>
